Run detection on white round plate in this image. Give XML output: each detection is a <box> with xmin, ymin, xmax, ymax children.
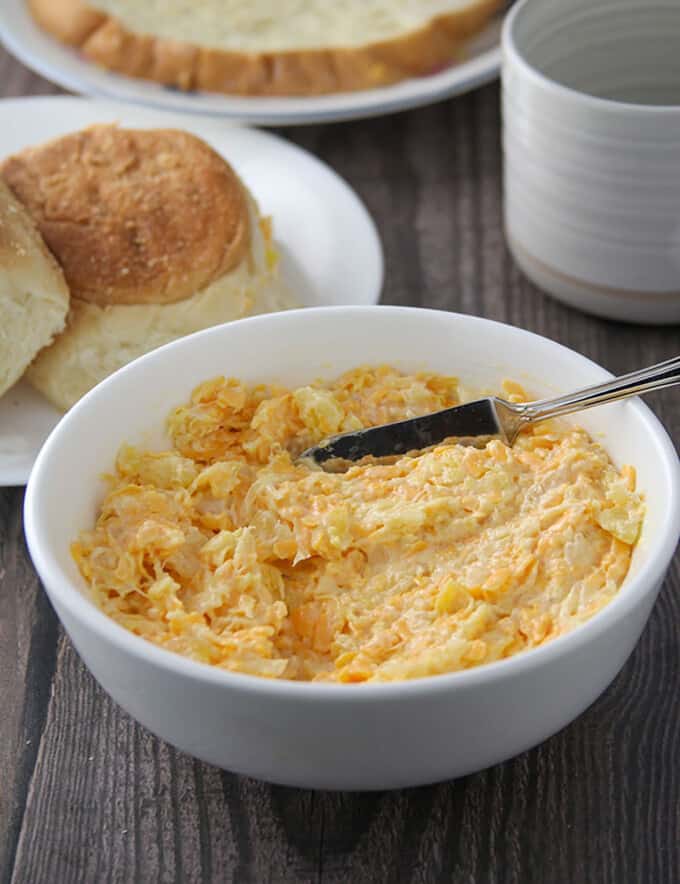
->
<box><xmin>0</xmin><ymin>96</ymin><xmax>383</xmax><ymax>486</ymax></box>
<box><xmin>0</xmin><ymin>0</ymin><xmax>502</xmax><ymax>125</ymax></box>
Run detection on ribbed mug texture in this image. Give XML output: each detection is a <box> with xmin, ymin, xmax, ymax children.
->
<box><xmin>502</xmin><ymin>0</ymin><xmax>680</xmax><ymax>321</ymax></box>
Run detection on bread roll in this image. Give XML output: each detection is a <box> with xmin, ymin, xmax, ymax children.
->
<box><xmin>0</xmin><ymin>179</ymin><xmax>69</xmax><ymax>398</ymax></box>
<box><xmin>2</xmin><ymin>125</ymin><xmax>249</xmax><ymax>306</ymax></box>
<box><xmin>1</xmin><ymin>126</ymin><xmax>293</xmax><ymax>411</ymax></box>
<box><xmin>29</xmin><ymin>0</ymin><xmax>503</xmax><ymax>96</ymax></box>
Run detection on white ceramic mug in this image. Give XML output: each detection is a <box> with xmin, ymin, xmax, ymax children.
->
<box><xmin>502</xmin><ymin>0</ymin><xmax>680</xmax><ymax>324</ymax></box>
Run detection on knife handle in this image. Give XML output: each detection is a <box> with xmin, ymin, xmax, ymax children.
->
<box><xmin>520</xmin><ymin>355</ymin><xmax>680</xmax><ymax>424</ymax></box>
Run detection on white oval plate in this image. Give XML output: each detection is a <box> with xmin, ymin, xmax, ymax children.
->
<box><xmin>0</xmin><ymin>0</ymin><xmax>502</xmax><ymax>125</ymax></box>
<box><xmin>0</xmin><ymin>96</ymin><xmax>383</xmax><ymax>486</ymax></box>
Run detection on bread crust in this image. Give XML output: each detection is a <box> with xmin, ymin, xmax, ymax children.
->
<box><xmin>1</xmin><ymin>125</ymin><xmax>250</xmax><ymax>306</ymax></box>
<box><xmin>28</xmin><ymin>0</ymin><xmax>105</xmax><ymax>46</ymax></box>
<box><xmin>28</xmin><ymin>0</ymin><xmax>503</xmax><ymax>96</ymax></box>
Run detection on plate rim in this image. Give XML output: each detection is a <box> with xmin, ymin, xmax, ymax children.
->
<box><xmin>0</xmin><ymin>94</ymin><xmax>384</xmax><ymax>485</ymax></box>
<box><xmin>0</xmin><ymin>0</ymin><xmax>502</xmax><ymax>125</ymax></box>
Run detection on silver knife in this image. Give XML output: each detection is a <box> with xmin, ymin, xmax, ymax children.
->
<box><xmin>300</xmin><ymin>355</ymin><xmax>680</xmax><ymax>469</ymax></box>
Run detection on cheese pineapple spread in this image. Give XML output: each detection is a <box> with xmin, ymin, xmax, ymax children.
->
<box><xmin>73</xmin><ymin>366</ymin><xmax>644</xmax><ymax>683</ymax></box>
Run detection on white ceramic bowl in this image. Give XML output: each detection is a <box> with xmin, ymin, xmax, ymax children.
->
<box><xmin>24</xmin><ymin>307</ymin><xmax>680</xmax><ymax>790</ymax></box>
<box><xmin>502</xmin><ymin>0</ymin><xmax>680</xmax><ymax>324</ymax></box>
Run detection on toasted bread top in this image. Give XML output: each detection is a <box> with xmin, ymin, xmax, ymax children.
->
<box><xmin>1</xmin><ymin>125</ymin><xmax>250</xmax><ymax>306</ymax></box>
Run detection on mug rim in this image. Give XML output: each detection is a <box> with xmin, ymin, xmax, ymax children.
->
<box><xmin>502</xmin><ymin>0</ymin><xmax>680</xmax><ymax>116</ymax></box>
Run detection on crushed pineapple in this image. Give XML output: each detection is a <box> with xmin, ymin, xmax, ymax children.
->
<box><xmin>73</xmin><ymin>366</ymin><xmax>644</xmax><ymax>682</ymax></box>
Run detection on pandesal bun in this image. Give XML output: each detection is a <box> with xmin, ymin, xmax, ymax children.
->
<box><xmin>1</xmin><ymin>125</ymin><xmax>293</xmax><ymax>410</ymax></box>
<box><xmin>26</xmin><ymin>196</ymin><xmax>291</xmax><ymax>411</ymax></box>
<box><xmin>1</xmin><ymin>125</ymin><xmax>250</xmax><ymax>307</ymax></box>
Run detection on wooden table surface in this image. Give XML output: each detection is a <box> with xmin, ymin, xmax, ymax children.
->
<box><xmin>1</xmin><ymin>46</ymin><xmax>679</xmax><ymax>884</ymax></box>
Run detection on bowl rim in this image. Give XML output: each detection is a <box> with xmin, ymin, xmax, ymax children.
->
<box><xmin>503</xmin><ymin>0</ymin><xmax>680</xmax><ymax>117</ymax></box>
<box><xmin>24</xmin><ymin>305</ymin><xmax>680</xmax><ymax>701</ymax></box>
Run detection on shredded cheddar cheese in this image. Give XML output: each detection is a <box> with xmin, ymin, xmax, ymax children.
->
<box><xmin>73</xmin><ymin>366</ymin><xmax>644</xmax><ymax>682</ymax></box>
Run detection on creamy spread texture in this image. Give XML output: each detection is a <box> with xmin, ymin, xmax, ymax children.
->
<box><xmin>73</xmin><ymin>367</ymin><xmax>644</xmax><ymax>682</ymax></box>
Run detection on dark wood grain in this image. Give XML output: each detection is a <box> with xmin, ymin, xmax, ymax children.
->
<box><xmin>0</xmin><ymin>487</ymin><xmax>59</xmax><ymax>881</ymax></box>
<box><xmin>0</xmin><ymin>45</ymin><xmax>679</xmax><ymax>884</ymax></box>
